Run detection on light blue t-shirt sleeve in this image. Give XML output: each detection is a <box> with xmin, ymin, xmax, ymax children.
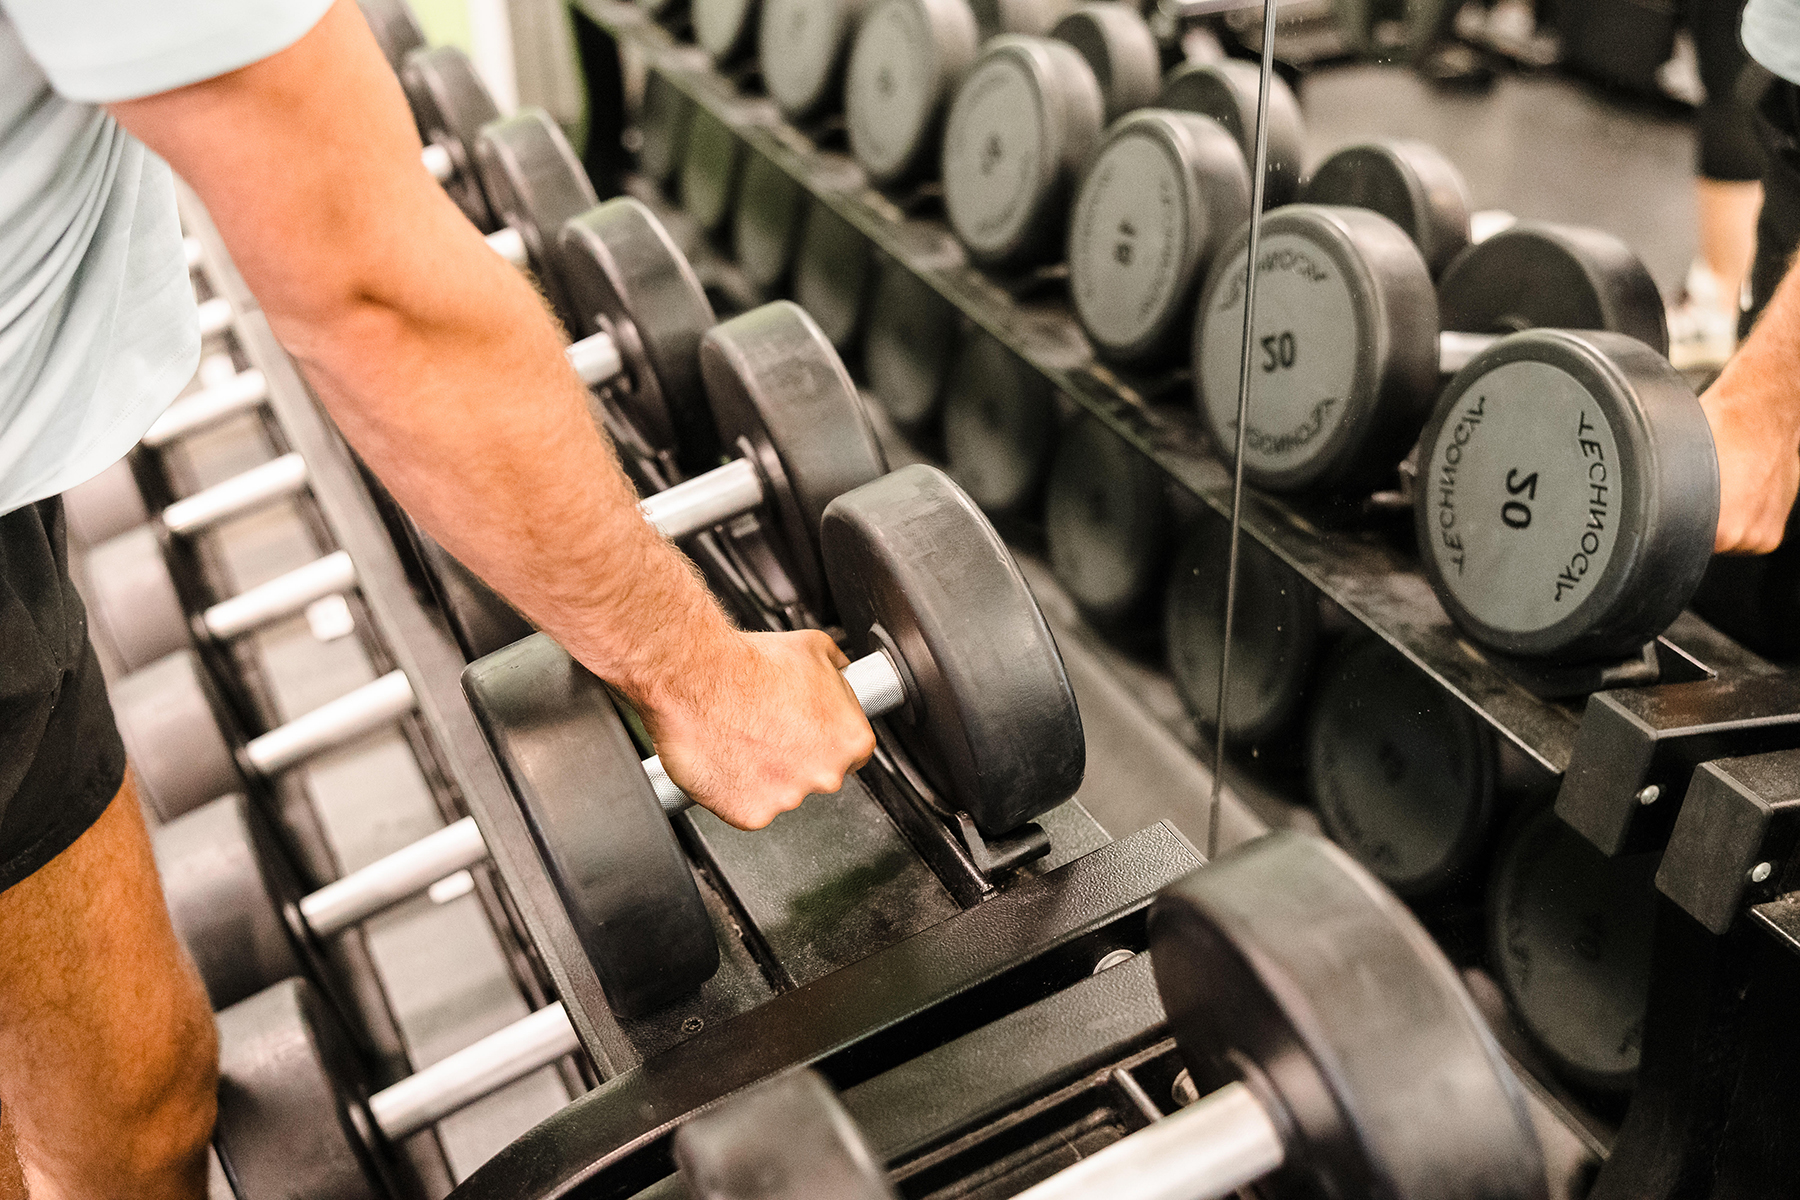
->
<box><xmin>1744</xmin><ymin>0</ymin><xmax>1800</xmax><ymax>87</ymax></box>
<box><xmin>2</xmin><ymin>0</ymin><xmax>335</xmax><ymax>103</ymax></box>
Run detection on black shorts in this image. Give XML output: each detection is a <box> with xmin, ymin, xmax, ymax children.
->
<box><xmin>0</xmin><ymin>496</ymin><xmax>126</xmax><ymax>893</ymax></box>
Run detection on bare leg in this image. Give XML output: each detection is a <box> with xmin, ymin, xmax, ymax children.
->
<box><xmin>0</xmin><ymin>774</ymin><xmax>217</xmax><ymax>1200</ymax></box>
<box><xmin>1699</xmin><ymin>177</ymin><xmax>1764</xmax><ymax>316</ymax></box>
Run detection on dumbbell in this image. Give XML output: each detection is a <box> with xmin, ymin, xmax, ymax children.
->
<box><xmin>940</xmin><ymin>4</ymin><xmax>1160</xmax><ymax>270</ymax></box>
<box><xmin>693</xmin><ymin>0</ymin><xmax>764</xmax><ymax>64</ymax></box>
<box><xmin>213</xmin><ymin>976</ymin><xmax>580</xmax><ymax>1200</ymax></box>
<box><xmin>116</xmin><ymin>647</ymin><xmax>415</xmax><ymax>821</ymax></box>
<box><xmin>155</xmin><ymin>792</ymin><xmax>492</xmax><ymax>1009</ymax></box>
<box><xmin>1163</xmin><ymin>516</ymin><xmax>1329</xmax><ymax>748</ymax></box>
<box><xmin>464</xmin><ymin>464</ymin><xmax>1085</xmax><ymax>1017</ymax></box>
<box><xmin>673</xmin><ymin>831</ymin><xmax>1546</xmax><ymax>1200</ymax></box>
<box><xmin>472</xmin><ymin>108</ymin><xmax>601</xmax><ymax>332</ymax></box>
<box><xmin>1304</xmin><ymin>630</ymin><xmax>1503</xmax><ymax>897</ymax></box>
<box><xmin>401</xmin><ymin>45</ymin><xmax>502</xmax><ymax>230</ymax></box>
<box><xmin>1044</xmin><ymin>412</ymin><xmax>1178</xmax><ymax>636</ymax></box>
<box><xmin>940</xmin><ymin>328</ymin><xmax>1060</xmax><ymax>522</ymax></box>
<box><xmin>758</xmin><ymin>0</ymin><xmax>867</xmax><ymax>120</ymax></box>
<box><xmin>1300</xmin><ymin>137</ymin><xmax>1473</xmax><ymax>279</ymax></box>
<box><xmin>357</xmin><ymin>0</ymin><xmax>426</xmax><ymax>72</ymax></box>
<box><xmin>843</xmin><ymin>0</ymin><xmax>980</xmax><ymax>187</ymax></box>
<box><xmin>1193</xmin><ymin>206</ymin><xmax>1669</xmax><ymax>497</ymax></box>
<box><xmin>1488</xmin><ymin>804</ymin><xmax>1658</xmax><ymax>1092</ymax></box>
<box><xmin>1065</xmin><ymin>106</ymin><xmax>1252</xmax><ymax>366</ymax></box>
<box><xmin>1158</xmin><ymin>59</ymin><xmax>1307</xmax><ymax>211</ymax></box>
<box><xmin>1413</xmin><ymin>327</ymin><xmax>1718</xmax><ymax>663</ymax></box>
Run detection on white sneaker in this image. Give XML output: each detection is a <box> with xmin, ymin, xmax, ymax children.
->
<box><xmin>1668</xmin><ymin>259</ymin><xmax>1738</xmax><ymax>371</ymax></box>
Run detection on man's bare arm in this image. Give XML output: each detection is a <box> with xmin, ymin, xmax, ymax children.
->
<box><xmin>1703</xmin><ymin>250</ymin><xmax>1800</xmax><ymax>554</ymax></box>
<box><xmin>107</xmin><ymin>0</ymin><xmax>871</xmax><ymax>826</ymax></box>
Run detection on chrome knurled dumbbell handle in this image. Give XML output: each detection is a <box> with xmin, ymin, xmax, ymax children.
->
<box><xmin>421</xmin><ymin>142</ymin><xmax>456</xmax><ymax>185</ymax></box>
<box><xmin>485</xmin><ymin>226</ymin><xmax>530</xmax><ymax>270</ymax></box>
<box><xmin>368</xmin><ymin>1001</ymin><xmax>579</xmax><ymax>1141</ymax></box>
<box><xmin>201</xmin><ymin>551</ymin><xmax>358</xmax><ymax>643</ymax></box>
<box><xmin>243</xmin><ymin>670</ymin><xmax>415</xmax><ymax>777</ymax></box>
<box><xmin>161</xmin><ymin>453</ymin><xmax>309</xmax><ymax>536</ymax></box>
<box><xmin>638</xmin><ymin>457</ymin><xmax>765</xmax><ymax>543</ymax></box>
<box><xmin>299</xmin><ymin>814</ymin><xmax>488</xmax><ymax>938</ymax></box>
<box><xmin>1439</xmin><ymin>330</ymin><xmax>1504</xmax><ymax>374</ymax></box>
<box><xmin>645</xmin><ymin>650</ymin><xmax>908</xmax><ymax>816</ymax></box>
<box><xmin>144</xmin><ymin>370</ymin><xmax>271</xmax><ymax>448</ymax></box>
<box><xmin>1014</xmin><ymin>1079</ymin><xmax>1285</xmax><ymax>1200</ymax></box>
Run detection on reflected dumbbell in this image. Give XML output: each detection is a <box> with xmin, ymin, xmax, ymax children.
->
<box><xmin>1488</xmin><ymin>804</ymin><xmax>1658</xmax><ymax>1092</ymax></box>
<box><xmin>465</xmin><ymin>465</ymin><xmax>1085</xmax><ymax>1017</ymax></box>
<box><xmin>941</xmin><ymin>328</ymin><xmax>1060</xmax><ymax>521</ymax></box>
<box><xmin>1164</xmin><ymin>517</ymin><xmax>1330</xmax><ymax>749</ymax></box>
<box><xmin>1304</xmin><ymin>631</ymin><xmax>1503</xmax><ymax>897</ymax></box>
<box><xmin>155</xmin><ymin>793</ymin><xmax>491</xmax><ymax>1009</ymax></box>
<box><xmin>1300</xmin><ymin>137</ymin><xmax>1473</xmax><ymax>279</ymax></box>
<box><xmin>214</xmin><ymin>977</ymin><xmax>579</xmax><ymax>1200</ymax></box>
<box><xmin>674</xmin><ymin>832</ymin><xmax>1546</xmax><ymax>1200</ymax></box>
<box><xmin>116</xmin><ymin>648</ymin><xmax>414</xmax><ymax>820</ymax></box>
<box><xmin>939</xmin><ymin>4</ymin><xmax>1160</xmax><ymax>270</ymax></box>
<box><xmin>1193</xmin><ymin>206</ymin><xmax>1669</xmax><ymax>497</ymax></box>
<box><xmin>1045</xmin><ymin>412</ymin><xmax>1178</xmax><ymax>637</ymax></box>
<box><xmin>1159</xmin><ymin>59</ymin><xmax>1307</xmax><ymax>210</ymax></box>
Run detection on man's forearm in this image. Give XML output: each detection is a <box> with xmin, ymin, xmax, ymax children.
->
<box><xmin>109</xmin><ymin>0</ymin><xmax>735</xmax><ymax>706</ymax></box>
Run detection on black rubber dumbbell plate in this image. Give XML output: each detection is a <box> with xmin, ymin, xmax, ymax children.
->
<box><xmin>462</xmin><ymin>634</ymin><xmax>719</xmax><ymax>1018</ymax></box>
<box><xmin>1150</xmin><ymin>831</ymin><xmax>1546</xmax><ymax>1200</ymax></box>
<box><xmin>822</xmin><ymin>464</ymin><xmax>1084</xmax><ymax>836</ymax></box>
<box><xmin>357</xmin><ymin>0</ymin><xmax>426</xmax><ymax>70</ymax></box>
<box><xmin>760</xmin><ymin>0</ymin><xmax>862</xmax><ymax>119</ymax></box>
<box><xmin>84</xmin><ymin>524</ymin><xmax>187</xmax><ymax>674</ymax></box>
<box><xmin>1300</xmin><ymin>139</ymin><xmax>1472</xmax><ymax>279</ymax></box>
<box><xmin>475</xmin><ymin>109</ymin><xmax>600</xmax><ymax>331</ymax></box>
<box><xmin>676</xmin><ymin>1070</ymin><xmax>897</xmax><ymax>1200</ymax></box>
<box><xmin>1160</xmin><ymin>60</ymin><xmax>1306</xmax><ymax>209</ymax></box>
<box><xmin>941</xmin><ymin>330</ymin><xmax>1058</xmax><ymax>523</ymax></box>
<box><xmin>214</xmin><ymin>978</ymin><xmax>389</xmax><ymax>1200</ymax></box>
<box><xmin>1306</xmin><ymin>633</ymin><xmax>1497</xmax><ymax>896</ymax></box>
<box><xmin>115</xmin><ymin>649</ymin><xmax>244</xmax><ymax>821</ymax></box>
<box><xmin>558</xmin><ymin>197</ymin><xmax>718</xmax><ymax>467</ymax></box>
<box><xmin>1164</xmin><ymin>518</ymin><xmax>1319</xmax><ymax>745</ymax></box>
<box><xmin>1045</xmin><ymin>413</ymin><xmax>1173</xmax><ymax>632</ymax></box>
<box><xmin>1437</xmin><ymin>221</ymin><xmax>1670</xmax><ymax>354</ymax></box>
<box><xmin>703</xmin><ymin>301</ymin><xmax>887</xmax><ymax>615</ymax></box>
<box><xmin>154</xmin><ymin>794</ymin><xmax>305</xmax><ymax>1010</ymax></box>
<box><xmin>1488</xmin><ymin>806</ymin><xmax>1658</xmax><ymax>1092</ymax></box>
<box><xmin>402</xmin><ymin>46</ymin><xmax>501</xmax><ymax>230</ymax></box>
<box><xmin>1194</xmin><ymin>205</ymin><xmax>1438</xmax><ymax>495</ymax></box>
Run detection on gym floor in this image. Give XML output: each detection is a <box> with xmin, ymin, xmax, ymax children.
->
<box><xmin>1300</xmin><ymin>62</ymin><xmax>1700</xmax><ymax>297</ymax></box>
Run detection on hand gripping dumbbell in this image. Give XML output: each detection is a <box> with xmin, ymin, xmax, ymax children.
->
<box><xmin>213</xmin><ymin>976</ymin><xmax>581</xmax><ymax>1200</ymax></box>
<box><xmin>939</xmin><ymin>4</ymin><xmax>1162</xmax><ymax>270</ymax></box>
<box><xmin>115</xmin><ymin>647</ymin><xmax>415</xmax><ymax>822</ymax></box>
<box><xmin>464</xmin><ymin>465</ymin><xmax>1085</xmax><ymax>1018</ymax></box>
<box><xmin>672</xmin><ymin>831</ymin><xmax>1546</xmax><ymax>1200</ymax></box>
<box><xmin>155</xmin><ymin>791</ymin><xmax>493</xmax><ymax>1009</ymax></box>
<box><xmin>1193</xmin><ymin>205</ymin><xmax>1670</xmax><ymax>497</ymax></box>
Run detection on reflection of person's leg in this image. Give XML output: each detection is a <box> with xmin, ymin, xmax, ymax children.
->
<box><xmin>0</xmin><ymin>776</ymin><xmax>218</xmax><ymax>1200</ymax></box>
<box><xmin>1674</xmin><ymin>0</ymin><xmax>1764</xmax><ymax>367</ymax></box>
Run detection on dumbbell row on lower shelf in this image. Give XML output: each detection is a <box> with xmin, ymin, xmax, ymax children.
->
<box><xmin>214</xmin><ymin>975</ymin><xmax>582</xmax><ymax>1200</ymax></box>
<box><xmin>671</xmin><ymin>830</ymin><xmax>1546</xmax><ymax>1200</ymax></box>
